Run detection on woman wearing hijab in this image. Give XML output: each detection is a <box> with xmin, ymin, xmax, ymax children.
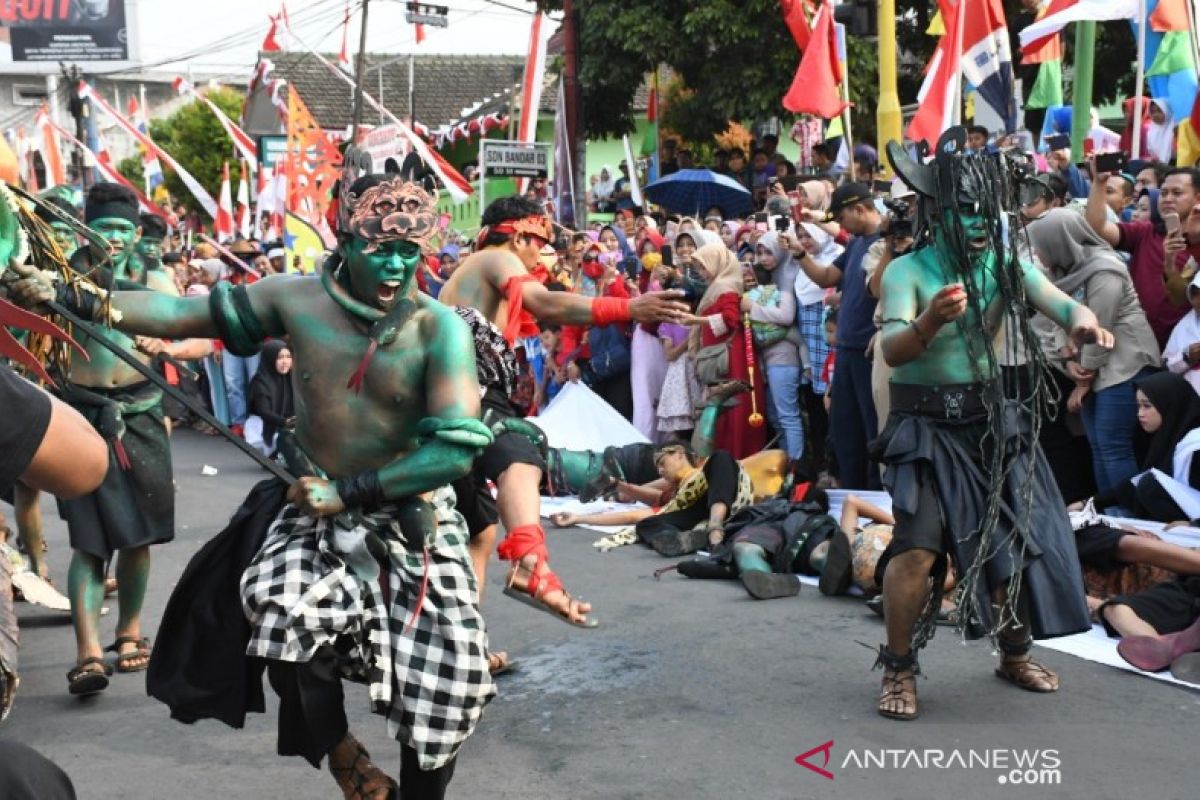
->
<box><xmin>1083</xmin><ymin>372</ymin><xmax>1200</xmax><ymax>522</ymax></box>
<box><xmin>685</xmin><ymin>242</ymin><xmax>767</xmax><ymax>459</ymax></box>
<box><xmin>794</xmin><ymin>223</ymin><xmax>841</xmax><ymax>470</ymax></box>
<box><xmin>244</xmin><ymin>340</ymin><xmax>295</xmax><ymax>458</ymax></box>
<box><xmin>1027</xmin><ymin>208</ymin><xmax>1161</xmax><ymax>496</ymax></box>
<box><xmin>1120</xmin><ymin>97</ymin><xmax>1152</xmax><ymax>160</ymax></box>
<box><xmin>743</xmin><ymin>231</ymin><xmax>804</xmax><ymax>460</ymax></box>
<box><xmin>1146</xmin><ymin>99</ymin><xmax>1176</xmax><ymax>164</ymax></box>
<box><xmin>1133</xmin><ymin>186</ymin><xmax>1161</xmax><ymax>225</ymax></box>
<box><xmin>630</xmin><ymin>233</ymin><xmax>669</xmax><ymax>442</ymax></box>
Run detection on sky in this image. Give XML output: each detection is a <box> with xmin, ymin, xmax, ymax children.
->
<box><xmin>135</xmin><ymin>0</ymin><xmax>558</xmax><ymax>80</ymax></box>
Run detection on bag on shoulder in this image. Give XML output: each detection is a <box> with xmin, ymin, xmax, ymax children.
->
<box><xmin>693</xmin><ymin>342</ymin><xmax>730</xmax><ymax>385</ymax></box>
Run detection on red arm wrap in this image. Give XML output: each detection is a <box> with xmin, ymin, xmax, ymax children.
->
<box><xmin>591</xmin><ymin>297</ymin><xmax>632</xmax><ymax>326</ymax></box>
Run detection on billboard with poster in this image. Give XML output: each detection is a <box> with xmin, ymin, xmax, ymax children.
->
<box><xmin>2</xmin><ymin>0</ymin><xmax>130</xmax><ymax>63</ymax></box>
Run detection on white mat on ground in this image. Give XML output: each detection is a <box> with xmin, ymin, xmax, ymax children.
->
<box><xmin>528</xmin><ymin>382</ymin><xmax>649</xmax><ymax>451</ymax></box>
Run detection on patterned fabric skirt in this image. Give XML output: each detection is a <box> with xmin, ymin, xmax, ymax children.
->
<box><xmin>240</xmin><ymin>487</ymin><xmax>494</xmax><ymax>770</ymax></box>
<box><xmin>657</xmin><ymin>355</ymin><xmax>703</xmax><ymax>433</ymax></box>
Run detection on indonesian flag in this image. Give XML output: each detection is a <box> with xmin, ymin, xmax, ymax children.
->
<box><xmin>236</xmin><ymin>161</ymin><xmax>252</xmax><ymax>240</ymax></box>
<box><xmin>127</xmin><ymin>96</ymin><xmax>164</xmax><ymax>192</ymax></box>
<box><xmin>48</xmin><ymin>120</ymin><xmax>169</xmax><ymax>222</ymax></box>
<box><xmin>517</xmin><ymin>12</ymin><xmax>546</xmax><ymax>145</ymax></box>
<box><xmin>781</xmin><ymin>0</ymin><xmax>815</xmax><ymax>52</ymax></box>
<box><xmin>262</xmin><ymin>9</ymin><xmax>284</xmax><ymax>52</ymax></box>
<box><xmin>414</xmin><ymin>22</ymin><xmax>426</xmax><ymax>45</ymax></box>
<box><xmin>216</xmin><ymin>161</ymin><xmax>235</xmax><ymax>241</ymax></box>
<box><xmin>172</xmin><ymin>77</ymin><xmax>258</xmax><ymax>166</ymax></box>
<box><xmin>782</xmin><ymin>3</ymin><xmax>847</xmax><ymax>118</ymax></box>
<box><xmin>33</xmin><ymin>105</ymin><xmax>65</xmax><ymax>187</ymax></box>
<box><xmin>1019</xmin><ymin>0</ymin><xmax>1139</xmax><ymax>57</ymax></box>
<box><xmin>337</xmin><ymin>0</ymin><xmax>352</xmax><ymax>72</ymax></box>
<box><xmin>907</xmin><ymin>0</ymin><xmax>964</xmax><ymax>147</ymax></box>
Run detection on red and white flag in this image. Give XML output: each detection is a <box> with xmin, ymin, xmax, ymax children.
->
<box><xmin>1019</xmin><ymin>0</ymin><xmax>1138</xmax><ymax>56</ymax></box>
<box><xmin>79</xmin><ymin>80</ymin><xmax>221</xmax><ymax>219</ymax></box>
<box><xmin>172</xmin><ymin>77</ymin><xmax>258</xmax><ymax>166</ymax></box>
<box><xmin>782</xmin><ymin>2</ymin><xmax>847</xmax><ymax>118</ymax></box>
<box><xmin>906</xmin><ymin>0</ymin><xmax>964</xmax><ymax>147</ymax></box>
<box><xmin>518</xmin><ymin>12</ymin><xmax>546</xmax><ymax>145</ymax></box>
<box><xmin>337</xmin><ymin>0</ymin><xmax>352</xmax><ymax>72</ymax></box>
<box><xmin>216</xmin><ymin>161</ymin><xmax>235</xmax><ymax>241</ymax></box>
<box><xmin>46</xmin><ymin>119</ymin><xmax>169</xmax><ymax>222</ymax></box>
<box><xmin>236</xmin><ymin>161</ymin><xmax>252</xmax><ymax>239</ymax></box>
<box><xmin>33</xmin><ymin>105</ymin><xmax>65</xmax><ymax>187</ymax></box>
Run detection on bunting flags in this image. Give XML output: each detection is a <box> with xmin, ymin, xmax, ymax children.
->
<box><xmin>262</xmin><ymin>5</ymin><xmax>286</xmax><ymax>52</ymax></box>
<box><xmin>284</xmin><ymin>88</ymin><xmax>341</xmax><ymax>246</ymax></box>
<box><xmin>78</xmin><ymin>80</ymin><xmax>220</xmax><ymax>219</ymax></box>
<box><xmin>337</xmin><ymin>0</ymin><xmax>352</xmax><ymax>73</ymax></box>
<box><xmin>44</xmin><ymin>117</ymin><xmax>168</xmax><ymax>222</ymax></box>
<box><xmin>1022</xmin><ymin>1</ymin><xmax>1065</xmax><ymax>111</ymax></box>
<box><xmin>216</xmin><ymin>161</ymin><xmax>235</xmax><ymax>241</ymax></box>
<box><xmin>236</xmin><ymin>161</ymin><xmax>252</xmax><ymax>240</ymax></box>
<box><xmin>780</xmin><ymin>0</ymin><xmax>815</xmax><ymax>52</ymax></box>
<box><xmin>907</xmin><ymin>0</ymin><xmax>963</xmax><ymax>147</ymax></box>
<box><xmin>172</xmin><ymin>77</ymin><xmax>258</xmax><ymax>166</ymax></box>
<box><xmin>33</xmin><ymin>105</ymin><xmax>65</xmax><ymax>187</ymax></box>
<box><xmin>782</xmin><ymin>2</ymin><xmax>847</xmax><ymax>118</ymax></box>
<box><xmin>127</xmin><ymin>96</ymin><xmax>164</xmax><ymax>192</ymax></box>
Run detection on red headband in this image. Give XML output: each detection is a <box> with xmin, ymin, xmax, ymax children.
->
<box><xmin>480</xmin><ymin>215</ymin><xmax>554</xmax><ymax>243</ymax></box>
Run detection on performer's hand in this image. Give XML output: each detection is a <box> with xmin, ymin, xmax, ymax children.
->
<box><xmin>926</xmin><ymin>283</ymin><xmax>968</xmax><ymax>325</ymax></box>
<box><xmin>2</xmin><ymin>258</ymin><xmax>56</xmax><ymax>309</ymax></box>
<box><xmin>1068</xmin><ymin>321</ymin><xmax>1114</xmax><ymax>352</ymax></box>
<box><xmin>629</xmin><ymin>289</ymin><xmax>690</xmax><ymax>324</ymax></box>
<box><xmin>287</xmin><ymin>477</ymin><xmax>346</xmax><ymax>518</ymax></box>
<box><xmin>550</xmin><ymin>512</ymin><xmax>577</xmax><ymax>527</ymax></box>
<box><xmin>134</xmin><ymin>336</ymin><xmax>167</xmax><ymax>356</ymax></box>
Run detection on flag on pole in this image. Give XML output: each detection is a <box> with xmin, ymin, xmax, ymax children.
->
<box><xmin>236</xmin><ymin>161</ymin><xmax>252</xmax><ymax>240</ymax></box>
<box><xmin>33</xmin><ymin>105</ymin><xmax>65</xmax><ymax>187</ymax></box>
<box><xmin>414</xmin><ymin>22</ymin><xmax>426</xmax><ymax>45</ymax></box>
<box><xmin>1135</xmin><ymin>0</ymin><xmax>1199</xmax><ymax>125</ymax></box>
<box><xmin>907</xmin><ymin>0</ymin><xmax>964</xmax><ymax>146</ymax></box>
<box><xmin>518</xmin><ymin>12</ymin><xmax>547</xmax><ymax>145</ymax></box>
<box><xmin>262</xmin><ymin>6</ymin><xmax>285</xmax><ymax>52</ymax></box>
<box><xmin>337</xmin><ymin>0</ymin><xmax>352</xmax><ymax>73</ymax></box>
<box><xmin>45</xmin><ymin>118</ymin><xmax>168</xmax><ymax>222</ymax></box>
<box><xmin>621</xmin><ymin>135</ymin><xmax>643</xmax><ymax>209</ymax></box>
<box><xmin>780</xmin><ymin>0</ymin><xmax>815</xmax><ymax>52</ymax></box>
<box><xmin>1151</xmin><ymin>0</ymin><xmax>1190</xmax><ymax>31</ymax></box>
<box><xmin>79</xmin><ymin>81</ymin><xmax>221</xmax><ymax>219</ymax></box>
<box><xmin>552</xmin><ymin>80</ymin><xmax>574</xmax><ymax>225</ymax></box>
<box><xmin>216</xmin><ymin>162</ymin><xmax>235</xmax><ymax>241</ymax></box>
<box><xmin>127</xmin><ymin>96</ymin><xmax>165</xmax><ymax>192</ymax></box>
<box><xmin>1019</xmin><ymin>0</ymin><xmax>1139</xmax><ymax>56</ymax></box>
<box><xmin>172</xmin><ymin>77</ymin><xmax>258</xmax><ymax>166</ymax></box>
<box><xmin>960</xmin><ymin>0</ymin><xmax>1017</xmax><ymax>131</ymax></box>
<box><xmin>782</xmin><ymin>3</ymin><xmax>847</xmax><ymax>118</ymax></box>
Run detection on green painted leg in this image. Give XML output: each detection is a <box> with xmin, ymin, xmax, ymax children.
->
<box><xmin>14</xmin><ymin>484</ymin><xmax>45</xmax><ymax>579</ymax></box>
<box><xmin>733</xmin><ymin>541</ymin><xmax>772</xmax><ymax>575</ymax></box>
<box><xmin>550</xmin><ymin>449</ymin><xmax>605</xmax><ymax>490</ymax></box>
<box><xmin>692</xmin><ymin>405</ymin><xmax>722</xmax><ymax>459</ymax></box>
<box><xmin>68</xmin><ymin>551</ymin><xmax>106</xmax><ymax>660</ymax></box>
<box><xmin>114</xmin><ymin>546</ymin><xmax>151</xmax><ymax>639</ymax></box>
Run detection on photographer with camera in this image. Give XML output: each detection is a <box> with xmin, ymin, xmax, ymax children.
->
<box><xmin>864</xmin><ymin>181</ymin><xmax>918</xmax><ymax>432</ymax></box>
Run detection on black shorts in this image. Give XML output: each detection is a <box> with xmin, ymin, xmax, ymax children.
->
<box><xmin>453</xmin><ymin>390</ymin><xmax>547</xmax><ymax>538</ymax></box>
<box><xmin>1101</xmin><ymin>576</ymin><xmax>1200</xmax><ymax>637</ymax></box>
<box><xmin>1073</xmin><ymin>523</ymin><xmax>1129</xmax><ymax>573</ymax></box>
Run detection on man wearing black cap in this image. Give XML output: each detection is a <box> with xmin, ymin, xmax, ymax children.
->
<box><xmin>55</xmin><ymin>183</ymin><xmax>182</xmax><ymax>696</ymax></box>
<box><xmin>133</xmin><ymin>212</ymin><xmax>170</xmax><ymax>282</ymax></box>
<box><xmin>34</xmin><ymin>195</ymin><xmax>81</xmax><ymax>259</ymax></box>
<box><xmin>793</xmin><ymin>182</ymin><xmax>883</xmax><ymax>490</ymax></box>
<box><xmin>1019</xmin><ymin>172</ymin><xmax>1067</xmax><ymax>221</ymax></box>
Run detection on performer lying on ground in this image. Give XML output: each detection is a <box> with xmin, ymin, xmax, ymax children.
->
<box><xmin>438</xmin><ymin>196</ymin><xmax>688</xmax><ymax>646</ymax></box>
<box><xmin>871</xmin><ymin>131</ymin><xmax>1112</xmax><ymax>721</ymax></box>
<box><xmin>11</xmin><ymin>174</ymin><xmax>494</xmax><ymax>800</ymax></box>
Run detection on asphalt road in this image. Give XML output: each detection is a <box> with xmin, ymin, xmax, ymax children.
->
<box><xmin>4</xmin><ymin>430</ymin><xmax>1199</xmax><ymax>800</ymax></box>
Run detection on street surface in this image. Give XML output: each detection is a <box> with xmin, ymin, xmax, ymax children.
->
<box><xmin>5</xmin><ymin>430</ymin><xmax>1199</xmax><ymax>799</ymax></box>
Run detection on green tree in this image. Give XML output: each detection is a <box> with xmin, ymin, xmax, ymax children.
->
<box><xmin>116</xmin><ymin>87</ymin><xmax>245</xmax><ymax>216</ymax></box>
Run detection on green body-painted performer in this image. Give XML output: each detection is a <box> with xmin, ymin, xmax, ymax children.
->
<box><xmin>12</xmin><ymin>173</ymin><xmax>496</xmax><ymax>799</ymax></box>
<box><xmin>869</xmin><ymin>129</ymin><xmax>1113</xmax><ymax>721</ymax></box>
<box><xmin>438</xmin><ymin>195</ymin><xmax>687</xmax><ymax>653</ymax></box>
<box><xmin>132</xmin><ymin>212</ymin><xmax>169</xmax><ymax>282</ymax></box>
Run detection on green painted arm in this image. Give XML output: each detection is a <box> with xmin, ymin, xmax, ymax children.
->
<box><xmin>1021</xmin><ymin>261</ymin><xmax>1079</xmax><ymax>332</ymax></box>
<box><xmin>107</xmin><ymin>275</ymin><xmax>292</xmax><ymax>340</ymax></box>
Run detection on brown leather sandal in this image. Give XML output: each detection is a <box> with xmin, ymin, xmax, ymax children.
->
<box><xmin>328</xmin><ymin>736</ymin><xmax>397</xmax><ymax>800</ymax></box>
<box><xmin>106</xmin><ymin>635</ymin><xmax>151</xmax><ymax>673</ymax></box>
<box><xmin>874</xmin><ymin>646</ymin><xmax>920</xmax><ymax>721</ymax></box>
<box><xmin>67</xmin><ymin>657</ymin><xmax>112</xmax><ymax>696</ymax></box>
<box><xmin>994</xmin><ymin>656</ymin><xmax>1059</xmax><ymax>693</ymax></box>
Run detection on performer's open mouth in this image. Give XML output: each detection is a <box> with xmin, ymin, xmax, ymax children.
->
<box><xmin>378</xmin><ymin>280</ymin><xmax>402</xmax><ymax>304</ymax></box>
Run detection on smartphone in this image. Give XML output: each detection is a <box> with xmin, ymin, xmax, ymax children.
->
<box><xmin>752</xmin><ymin>212</ymin><xmax>768</xmax><ymax>223</ymax></box>
<box><xmin>1165</xmin><ymin>212</ymin><xmax>1182</xmax><ymax>236</ymax></box>
<box><xmin>774</xmin><ymin>215</ymin><xmax>790</xmax><ymax>233</ymax></box>
<box><xmin>1094</xmin><ymin>150</ymin><xmax>1128</xmax><ymax>174</ymax></box>
<box><xmin>779</xmin><ymin>175</ymin><xmax>802</xmax><ymax>191</ymax></box>
<box><xmin>661</xmin><ymin>244</ymin><xmax>673</xmax><ymax>267</ymax></box>
<box><xmin>1045</xmin><ymin>133</ymin><xmax>1070</xmax><ymax>152</ymax></box>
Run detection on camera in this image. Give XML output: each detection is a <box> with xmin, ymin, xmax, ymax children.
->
<box><xmin>882</xmin><ymin>197</ymin><xmax>913</xmax><ymax>240</ymax></box>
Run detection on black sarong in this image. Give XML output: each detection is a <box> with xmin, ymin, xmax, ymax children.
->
<box><xmin>57</xmin><ymin>382</ymin><xmax>174</xmax><ymax>560</ymax></box>
<box><xmin>871</xmin><ymin>382</ymin><xmax>1090</xmax><ymax>640</ymax></box>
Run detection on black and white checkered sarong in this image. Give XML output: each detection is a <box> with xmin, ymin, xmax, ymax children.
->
<box><xmin>240</xmin><ymin>487</ymin><xmax>494</xmax><ymax>770</ymax></box>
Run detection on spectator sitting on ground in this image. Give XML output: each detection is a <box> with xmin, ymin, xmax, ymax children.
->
<box><xmin>244</xmin><ymin>340</ymin><xmax>294</xmax><ymax>459</ymax></box>
<box><xmin>1164</xmin><ymin>273</ymin><xmax>1200</xmax><ymax>395</ymax></box>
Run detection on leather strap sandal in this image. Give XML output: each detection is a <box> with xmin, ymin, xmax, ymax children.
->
<box><xmin>67</xmin><ymin>657</ymin><xmax>112</xmax><ymax>696</ymax></box>
<box><xmin>874</xmin><ymin>645</ymin><xmax>920</xmax><ymax>721</ymax></box>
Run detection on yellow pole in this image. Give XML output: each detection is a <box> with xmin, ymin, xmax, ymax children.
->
<box><xmin>876</xmin><ymin>0</ymin><xmax>902</xmax><ymax>179</ymax></box>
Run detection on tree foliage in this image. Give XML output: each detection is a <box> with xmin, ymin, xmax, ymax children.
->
<box><xmin>116</xmin><ymin>87</ymin><xmax>245</xmax><ymax>215</ymax></box>
<box><xmin>537</xmin><ymin>0</ymin><xmax>1140</xmax><ymax>151</ymax></box>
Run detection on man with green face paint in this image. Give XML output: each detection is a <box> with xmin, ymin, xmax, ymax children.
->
<box><xmin>869</xmin><ymin>131</ymin><xmax>1113</xmax><ymax>722</ymax></box>
<box><xmin>10</xmin><ymin>173</ymin><xmax>496</xmax><ymax>798</ymax></box>
<box><xmin>133</xmin><ymin>212</ymin><xmax>169</xmax><ymax>277</ymax></box>
<box><xmin>34</xmin><ymin>195</ymin><xmax>81</xmax><ymax>259</ymax></box>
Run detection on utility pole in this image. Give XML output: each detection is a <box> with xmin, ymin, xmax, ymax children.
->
<box><xmin>349</xmin><ymin>0</ymin><xmax>371</xmax><ymax>142</ymax></box>
<box><xmin>876</xmin><ymin>0</ymin><xmax>901</xmax><ymax>178</ymax></box>
<box><xmin>63</xmin><ymin>63</ymin><xmax>89</xmax><ymax>191</ymax></box>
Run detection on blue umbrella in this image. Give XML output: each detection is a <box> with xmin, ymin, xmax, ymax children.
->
<box><xmin>643</xmin><ymin>169</ymin><xmax>754</xmax><ymax>217</ymax></box>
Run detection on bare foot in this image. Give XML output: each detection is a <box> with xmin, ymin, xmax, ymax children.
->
<box><xmin>328</xmin><ymin>733</ymin><xmax>395</xmax><ymax>800</ymax></box>
<box><xmin>507</xmin><ymin>556</ymin><xmax>594</xmax><ymax>625</ymax></box>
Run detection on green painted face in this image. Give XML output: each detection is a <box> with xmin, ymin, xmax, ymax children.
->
<box><xmin>342</xmin><ymin>236</ymin><xmax>422</xmax><ymax>310</ymax></box>
<box><xmin>136</xmin><ymin>235</ymin><xmax>163</xmax><ymax>265</ymax></box>
<box><xmin>48</xmin><ymin>221</ymin><xmax>78</xmax><ymax>258</ymax></box>
<box><xmin>90</xmin><ymin>216</ymin><xmax>141</xmax><ymax>276</ymax></box>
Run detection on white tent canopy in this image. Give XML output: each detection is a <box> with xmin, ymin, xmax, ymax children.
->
<box><xmin>528</xmin><ymin>382</ymin><xmax>649</xmax><ymax>451</ymax></box>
